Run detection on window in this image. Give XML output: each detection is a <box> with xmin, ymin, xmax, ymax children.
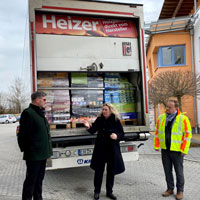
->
<box><xmin>157</xmin><ymin>45</ymin><xmax>185</xmax><ymax>67</ymax></box>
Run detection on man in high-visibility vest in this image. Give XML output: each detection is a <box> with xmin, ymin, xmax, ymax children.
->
<box><xmin>154</xmin><ymin>100</ymin><xmax>192</xmax><ymax>200</ymax></box>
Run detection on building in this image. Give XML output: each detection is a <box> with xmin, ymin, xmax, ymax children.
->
<box><xmin>194</xmin><ymin>6</ymin><xmax>200</xmax><ymax>130</ymax></box>
<box><xmin>145</xmin><ymin>0</ymin><xmax>200</xmax><ymax>131</ymax></box>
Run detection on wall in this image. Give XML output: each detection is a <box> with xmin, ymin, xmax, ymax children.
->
<box><xmin>147</xmin><ymin>30</ymin><xmax>195</xmax><ymax>127</ymax></box>
<box><xmin>194</xmin><ymin>7</ymin><xmax>200</xmax><ymax>128</ymax></box>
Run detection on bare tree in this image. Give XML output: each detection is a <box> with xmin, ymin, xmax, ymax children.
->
<box><xmin>148</xmin><ymin>70</ymin><xmax>200</xmax><ymax>111</ymax></box>
<box><xmin>148</xmin><ymin>83</ymin><xmax>169</xmax><ymax>107</ymax></box>
<box><xmin>7</xmin><ymin>77</ymin><xmax>29</xmax><ymax>113</ymax></box>
<box><xmin>0</xmin><ymin>92</ymin><xmax>7</xmax><ymax>114</ymax></box>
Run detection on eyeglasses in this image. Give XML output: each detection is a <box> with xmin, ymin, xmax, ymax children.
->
<box><xmin>39</xmin><ymin>98</ymin><xmax>46</xmax><ymax>101</ymax></box>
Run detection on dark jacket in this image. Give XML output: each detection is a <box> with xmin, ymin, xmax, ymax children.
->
<box><xmin>165</xmin><ymin>114</ymin><xmax>177</xmax><ymax>150</ymax></box>
<box><xmin>17</xmin><ymin>103</ymin><xmax>53</xmax><ymax>161</ymax></box>
<box><xmin>88</xmin><ymin>114</ymin><xmax>125</xmax><ymax>175</ymax></box>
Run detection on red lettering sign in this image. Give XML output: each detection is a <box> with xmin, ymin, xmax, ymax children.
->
<box><xmin>35</xmin><ymin>13</ymin><xmax>137</xmax><ymax>38</ymax></box>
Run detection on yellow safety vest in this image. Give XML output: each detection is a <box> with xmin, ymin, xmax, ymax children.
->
<box><xmin>154</xmin><ymin>110</ymin><xmax>192</xmax><ymax>154</ymax></box>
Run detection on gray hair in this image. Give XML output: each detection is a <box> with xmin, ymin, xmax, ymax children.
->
<box><xmin>31</xmin><ymin>91</ymin><xmax>46</xmax><ymax>102</ymax></box>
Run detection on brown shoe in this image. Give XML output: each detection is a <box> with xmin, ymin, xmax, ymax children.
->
<box><xmin>176</xmin><ymin>192</ymin><xmax>183</xmax><ymax>200</ymax></box>
<box><xmin>162</xmin><ymin>189</ymin><xmax>174</xmax><ymax>197</ymax></box>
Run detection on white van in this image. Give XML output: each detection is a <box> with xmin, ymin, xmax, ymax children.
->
<box><xmin>0</xmin><ymin>114</ymin><xmax>17</xmax><ymax>124</ymax></box>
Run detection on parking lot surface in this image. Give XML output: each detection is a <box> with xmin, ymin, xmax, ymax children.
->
<box><xmin>0</xmin><ymin>123</ymin><xmax>200</xmax><ymax>200</ymax></box>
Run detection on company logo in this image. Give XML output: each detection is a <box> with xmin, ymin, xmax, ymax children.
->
<box><xmin>42</xmin><ymin>15</ymin><xmax>99</xmax><ymax>31</ymax></box>
<box><xmin>77</xmin><ymin>159</ymin><xmax>91</xmax><ymax>165</ymax></box>
<box><xmin>122</xmin><ymin>42</ymin><xmax>132</xmax><ymax>56</ymax></box>
<box><xmin>35</xmin><ymin>13</ymin><xmax>137</xmax><ymax>38</ymax></box>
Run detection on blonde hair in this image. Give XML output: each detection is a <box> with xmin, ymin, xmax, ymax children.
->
<box><xmin>98</xmin><ymin>103</ymin><xmax>121</xmax><ymax>120</ymax></box>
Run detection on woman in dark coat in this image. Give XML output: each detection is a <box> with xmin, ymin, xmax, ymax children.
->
<box><xmin>83</xmin><ymin>103</ymin><xmax>125</xmax><ymax>200</ymax></box>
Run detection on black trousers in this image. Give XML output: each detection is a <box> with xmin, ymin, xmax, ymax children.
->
<box><xmin>22</xmin><ymin>159</ymin><xmax>47</xmax><ymax>200</ymax></box>
<box><xmin>94</xmin><ymin>162</ymin><xmax>114</xmax><ymax>194</ymax></box>
<box><xmin>161</xmin><ymin>150</ymin><xmax>184</xmax><ymax>192</ymax></box>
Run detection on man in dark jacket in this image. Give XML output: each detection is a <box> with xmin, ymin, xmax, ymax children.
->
<box><xmin>17</xmin><ymin>91</ymin><xmax>52</xmax><ymax>200</ymax></box>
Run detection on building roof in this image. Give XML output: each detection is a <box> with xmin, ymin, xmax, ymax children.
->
<box><xmin>159</xmin><ymin>0</ymin><xmax>195</xmax><ymax>19</ymax></box>
<box><xmin>144</xmin><ymin>14</ymin><xmax>197</xmax><ymax>48</ymax></box>
<box><xmin>145</xmin><ymin>15</ymin><xmax>195</xmax><ymax>35</ymax></box>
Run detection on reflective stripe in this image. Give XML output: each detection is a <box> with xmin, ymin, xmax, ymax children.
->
<box><xmin>171</xmin><ymin>140</ymin><xmax>182</xmax><ymax>144</ymax></box>
<box><xmin>158</xmin><ymin>116</ymin><xmax>162</xmax><ymax>129</ymax></box>
<box><xmin>155</xmin><ymin>120</ymin><xmax>160</xmax><ymax>136</ymax></box>
<box><xmin>157</xmin><ymin>115</ymin><xmax>165</xmax><ymax>148</ymax></box>
<box><xmin>155</xmin><ymin>129</ymin><xmax>159</xmax><ymax>134</ymax></box>
<box><xmin>178</xmin><ymin>115</ymin><xmax>183</xmax><ymax>132</ymax></box>
<box><xmin>171</xmin><ymin>132</ymin><xmax>183</xmax><ymax>136</ymax></box>
<box><xmin>181</xmin><ymin>118</ymin><xmax>191</xmax><ymax>153</ymax></box>
<box><xmin>154</xmin><ymin>119</ymin><xmax>160</xmax><ymax>148</ymax></box>
<box><xmin>155</xmin><ymin>138</ymin><xmax>159</xmax><ymax>147</ymax></box>
<box><xmin>183</xmin><ymin>138</ymin><xmax>191</xmax><ymax>142</ymax></box>
<box><xmin>161</xmin><ymin>119</ymin><xmax>165</xmax><ymax>128</ymax></box>
<box><xmin>183</xmin><ymin>119</ymin><xmax>188</xmax><ymax>132</ymax></box>
<box><xmin>155</xmin><ymin>120</ymin><xmax>159</xmax><ymax>130</ymax></box>
<box><xmin>185</xmin><ymin>131</ymin><xmax>192</xmax><ymax>134</ymax></box>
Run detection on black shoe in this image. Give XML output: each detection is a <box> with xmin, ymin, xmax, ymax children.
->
<box><xmin>94</xmin><ymin>193</ymin><xmax>100</xmax><ymax>200</ymax></box>
<box><xmin>106</xmin><ymin>193</ymin><xmax>117</xmax><ymax>200</ymax></box>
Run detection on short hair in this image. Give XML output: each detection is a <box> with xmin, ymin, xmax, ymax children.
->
<box><xmin>31</xmin><ymin>91</ymin><xmax>46</xmax><ymax>102</ymax></box>
<box><xmin>168</xmin><ymin>99</ymin><xmax>179</xmax><ymax>108</ymax></box>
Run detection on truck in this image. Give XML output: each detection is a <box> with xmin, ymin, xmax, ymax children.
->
<box><xmin>28</xmin><ymin>0</ymin><xmax>150</xmax><ymax>170</ymax></box>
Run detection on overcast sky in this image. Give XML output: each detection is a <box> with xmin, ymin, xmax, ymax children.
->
<box><xmin>0</xmin><ymin>0</ymin><xmax>164</xmax><ymax>93</ymax></box>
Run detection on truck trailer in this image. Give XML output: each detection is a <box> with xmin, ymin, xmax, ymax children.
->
<box><xmin>28</xmin><ymin>0</ymin><xmax>150</xmax><ymax>169</ymax></box>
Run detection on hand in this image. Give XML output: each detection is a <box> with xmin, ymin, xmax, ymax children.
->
<box><xmin>110</xmin><ymin>133</ymin><xmax>117</xmax><ymax>140</ymax></box>
<box><xmin>155</xmin><ymin>149</ymin><xmax>159</xmax><ymax>151</ymax></box>
<box><xmin>181</xmin><ymin>153</ymin><xmax>185</xmax><ymax>156</ymax></box>
<box><xmin>83</xmin><ymin>120</ymin><xmax>90</xmax><ymax>129</ymax></box>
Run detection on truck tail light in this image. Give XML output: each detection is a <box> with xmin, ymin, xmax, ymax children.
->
<box><xmin>120</xmin><ymin>145</ymin><xmax>135</xmax><ymax>153</ymax></box>
<box><xmin>128</xmin><ymin>146</ymin><xmax>134</xmax><ymax>152</ymax></box>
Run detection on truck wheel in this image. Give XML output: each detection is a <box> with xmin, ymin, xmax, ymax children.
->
<box><xmin>5</xmin><ymin>120</ymin><xmax>9</xmax><ymax>124</ymax></box>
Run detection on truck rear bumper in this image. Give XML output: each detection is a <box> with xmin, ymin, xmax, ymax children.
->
<box><xmin>51</xmin><ymin>132</ymin><xmax>151</xmax><ymax>144</ymax></box>
<box><xmin>46</xmin><ymin>151</ymin><xmax>139</xmax><ymax>170</ymax></box>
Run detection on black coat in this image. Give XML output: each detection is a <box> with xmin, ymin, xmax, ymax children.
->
<box><xmin>17</xmin><ymin>104</ymin><xmax>53</xmax><ymax>161</ymax></box>
<box><xmin>88</xmin><ymin>114</ymin><xmax>125</xmax><ymax>175</ymax></box>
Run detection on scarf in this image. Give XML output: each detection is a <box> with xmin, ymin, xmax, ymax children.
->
<box><xmin>166</xmin><ymin>110</ymin><xmax>177</xmax><ymax>126</ymax></box>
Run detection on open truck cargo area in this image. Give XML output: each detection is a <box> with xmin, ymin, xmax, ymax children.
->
<box><xmin>29</xmin><ymin>0</ymin><xmax>150</xmax><ymax>169</ymax></box>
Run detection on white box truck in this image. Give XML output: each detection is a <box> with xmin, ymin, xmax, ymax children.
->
<box><xmin>29</xmin><ymin>0</ymin><xmax>150</xmax><ymax>169</ymax></box>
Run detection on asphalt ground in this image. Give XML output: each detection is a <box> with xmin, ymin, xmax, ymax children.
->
<box><xmin>0</xmin><ymin>123</ymin><xmax>200</xmax><ymax>200</ymax></box>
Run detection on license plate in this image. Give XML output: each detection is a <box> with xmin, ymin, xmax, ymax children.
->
<box><xmin>78</xmin><ymin>148</ymin><xmax>93</xmax><ymax>156</ymax></box>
